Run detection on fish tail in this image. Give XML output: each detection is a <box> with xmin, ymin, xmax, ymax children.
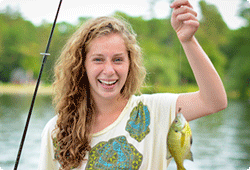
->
<box><xmin>177</xmin><ymin>166</ymin><xmax>186</xmax><ymax>170</ymax></box>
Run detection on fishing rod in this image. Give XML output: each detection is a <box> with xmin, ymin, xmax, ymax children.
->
<box><xmin>13</xmin><ymin>0</ymin><xmax>63</xmax><ymax>169</ymax></box>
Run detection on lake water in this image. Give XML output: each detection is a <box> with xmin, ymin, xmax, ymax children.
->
<box><xmin>0</xmin><ymin>94</ymin><xmax>249</xmax><ymax>170</ymax></box>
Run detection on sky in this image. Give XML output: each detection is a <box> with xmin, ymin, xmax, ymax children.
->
<box><xmin>0</xmin><ymin>0</ymin><xmax>248</xmax><ymax>30</ymax></box>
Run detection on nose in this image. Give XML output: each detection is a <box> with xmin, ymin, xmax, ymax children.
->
<box><xmin>103</xmin><ymin>61</ymin><xmax>115</xmax><ymax>75</ymax></box>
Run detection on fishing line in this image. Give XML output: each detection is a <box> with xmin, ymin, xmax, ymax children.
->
<box><xmin>179</xmin><ymin>42</ymin><xmax>182</xmax><ymax>86</ymax></box>
<box><xmin>13</xmin><ymin>0</ymin><xmax>63</xmax><ymax>169</ymax></box>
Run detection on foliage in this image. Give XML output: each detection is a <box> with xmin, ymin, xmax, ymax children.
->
<box><xmin>221</xmin><ymin>0</ymin><xmax>250</xmax><ymax>100</ymax></box>
<box><xmin>0</xmin><ymin>1</ymin><xmax>249</xmax><ymax>99</ymax></box>
<box><xmin>196</xmin><ymin>0</ymin><xmax>229</xmax><ymax>77</ymax></box>
<box><xmin>239</xmin><ymin>0</ymin><xmax>250</xmax><ymax>25</ymax></box>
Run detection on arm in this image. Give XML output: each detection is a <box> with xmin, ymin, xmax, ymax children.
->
<box><xmin>170</xmin><ymin>0</ymin><xmax>227</xmax><ymax>121</ymax></box>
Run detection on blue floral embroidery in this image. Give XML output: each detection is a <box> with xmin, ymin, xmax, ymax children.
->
<box><xmin>125</xmin><ymin>101</ymin><xmax>150</xmax><ymax>142</ymax></box>
<box><xmin>86</xmin><ymin>136</ymin><xmax>143</xmax><ymax>169</ymax></box>
<box><xmin>53</xmin><ymin>137</ymin><xmax>75</xmax><ymax>169</ymax></box>
<box><xmin>53</xmin><ymin>137</ymin><xmax>60</xmax><ymax>159</ymax></box>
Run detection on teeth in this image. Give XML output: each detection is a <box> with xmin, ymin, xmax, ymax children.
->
<box><xmin>99</xmin><ymin>80</ymin><xmax>117</xmax><ymax>85</ymax></box>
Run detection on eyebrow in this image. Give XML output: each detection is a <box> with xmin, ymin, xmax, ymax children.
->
<box><xmin>90</xmin><ymin>53</ymin><xmax>125</xmax><ymax>57</ymax></box>
<box><xmin>90</xmin><ymin>54</ymin><xmax>104</xmax><ymax>57</ymax></box>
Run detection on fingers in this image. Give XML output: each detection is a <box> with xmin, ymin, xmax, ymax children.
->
<box><xmin>175</xmin><ymin>10</ymin><xmax>198</xmax><ymax>23</ymax></box>
<box><xmin>172</xmin><ymin>6</ymin><xmax>197</xmax><ymax>18</ymax></box>
<box><xmin>182</xmin><ymin>20</ymin><xmax>199</xmax><ymax>29</ymax></box>
<box><xmin>170</xmin><ymin>0</ymin><xmax>193</xmax><ymax>9</ymax></box>
<box><xmin>171</xmin><ymin>0</ymin><xmax>198</xmax><ymax>24</ymax></box>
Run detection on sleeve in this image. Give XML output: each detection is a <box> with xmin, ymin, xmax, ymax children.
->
<box><xmin>143</xmin><ymin>93</ymin><xmax>180</xmax><ymax>168</ymax></box>
<box><xmin>38</xmin><ymin>116</ymin><xmax>60</xmax><ymax>170</ymax></box>
<box><xmin>143</xmin><ymin>93</ymin><xmax>179</xmax><ymax>126</ymax></box>
<box><xmin>166</xmin><ymin>94</ymin><xmax>179</xmax><ymax>166</ymax></box>
<box><xmin>155</xmin><ymin>93</ymin><xmax>179</xmax><ymax>166</ymax></box>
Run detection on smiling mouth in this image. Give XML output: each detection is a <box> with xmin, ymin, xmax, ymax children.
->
<box><xmin>98</xmin><ymin>79</ymin><xmax>118</xmax><ymax>86</ymax></box>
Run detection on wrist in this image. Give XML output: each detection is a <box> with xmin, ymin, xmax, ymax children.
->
<box><xmin>179</xmin><ymin>36</ymin><xmax>197</xmax><ymax>46</ymax></box>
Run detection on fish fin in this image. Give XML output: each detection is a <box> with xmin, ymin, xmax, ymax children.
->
<box><xmin>185</xmin><ymin>150</ymin><xmax>194</xmax><ymax>161</ymax></box>
<box><xmin>166</xmin><ymin>147</ymin><xmax>172</xmax><ymax>160</ymax></box>
<box><xmin>181</xmin><ymin>132</ymin><xmax>185</xmax><ymax>147</ymax></box>
<box><xmin>177</xmin><ymin>165</ymin><xmax>186</xmax><ymax>170</ymax></box>
<box><xmin>190</xmin><ymin>134</ymin><xmax>193</xmax><ymax>146</ymax></box>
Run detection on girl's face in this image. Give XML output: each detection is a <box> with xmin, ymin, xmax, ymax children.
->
<box><xmin>85</xmin><ymin>33</ymin><xmax>130</xmax><ymax>101</ymax></box>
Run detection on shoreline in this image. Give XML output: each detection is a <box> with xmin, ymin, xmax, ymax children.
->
<box><xmin>0</xmin><ymin>84</ymin><xmax>247</xmax><ymax>99</ymax></box>
<box><xmin>0</xmin><ymin>84</ymin><xmax>53</xmax><ymax>95</ymax></box>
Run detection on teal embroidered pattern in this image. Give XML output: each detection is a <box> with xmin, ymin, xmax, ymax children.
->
<box><xmin>125</xmin><ymin>101</ymin><xmax>150</xmax><ymax>142</ymax></box>
<box><xmin>53</xmin><ymin>137</ymin><xmax>75</xmax><ymax>169</ymax></box>
<box><xmin>86</xmin><ymin>136</ymin><xmax>143</xmax><ymax>169</ymax></box>
<box><xmin>53</xmin><ymin>137</ymin><xmax>60</xmax><ymax>159</ymax></box>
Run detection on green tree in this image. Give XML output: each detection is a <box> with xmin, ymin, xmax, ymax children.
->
<box><xmin>114</xmin><ymin>12</ymin><xmax>180</xmax><ymax>87</ymax></box>
<box><xmin>0</xmin><ymin>8</ymin><xmax>25</xmax><ymax>82</ymax></box>
<box><xmin>41</xmin><ymin>21</ymin><xmax>76</xmax><ymax>83</ymax></box>
<box><xmin>195</xmin><ymin>0</ymin><xmax>228</xmax><ymax>78</ymax></box>
<box><xmin>239</xmin><ymin>0</ymin><xmax>250</xmax><ymax>25</ymax></box>
<box><xmin>221</xmin><ymin>0</ymin><xmax>250</xmax><ymax>100</ymax></box>
<box><xmin>0</xmin><ymin>7</ymin><xmax>39</xmax><ymax>82</ymax></box>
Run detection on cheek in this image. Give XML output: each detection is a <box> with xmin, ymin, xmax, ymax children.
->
<box><xmin>121</xmin><ymin>65</ymin><xmax>130</xmax><ymax>83</ymax></box>
<box><xmin>86</xmin><ymin>67</ymin><xmax>99</xmax><ymax>80</ymax></box>
<box><xmin>85</xmin><ymin>59</ymin><xmax>100</xmax><ymax>76</ymax></box>
<box><xmin>85</xmin><ymin>62</ymin><xmax>95</xmax><ymax>81</ymax></box>
<box><xmin>125</xmin><ymin>67</ymin><xmax>130</xmax><ymax>78</ymax></box>
<box><xmin>125</xmin><ymin>62</ymin><xmax>130</xmax><ymax>76</ymax></box>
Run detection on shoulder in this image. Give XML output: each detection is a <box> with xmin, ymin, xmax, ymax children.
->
<box><xmin>132</xmin><ymin>93</ymin><xmax>180</xmax><ymax>106</ymax></box>
<box><xmin>38</xmin><ymin>115</ymin><xmax>60</xmax><ymax>170</ymax></box>
<box><xmin>129</xmin><ymin>93</ymin><xmax>180</xmax><ymax>118</ymax></box>
<box><xmin>41</xmin><ymin>115</ymin><xmax>58</xmax><ymax>138</ymax></box>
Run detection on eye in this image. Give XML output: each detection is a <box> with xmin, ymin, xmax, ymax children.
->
<box><xmin>114</xmin><ymin>58</ymin><xmax>123</xmax><ymax>62</ymax></box>
<box><xmin>174</xmin><ymin>120</ymin><xmax>178</xmax><ymax>123</ymax></box>
<box><xmin>93</xmin><ymin>58</ymin><xmax>103</xmax><ymax>62</ymax></box>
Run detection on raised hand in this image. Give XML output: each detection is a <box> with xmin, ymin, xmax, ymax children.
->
<box><xmin>170</xmin><ymin>0</ymin><xmax>199</xmax><ymax>42</ymax></box>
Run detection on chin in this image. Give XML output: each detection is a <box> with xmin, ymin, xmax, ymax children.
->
<box><xmin>103</xmin><ymin>93</ymin><xmax>121</xmax><ymax>100</ymax></box>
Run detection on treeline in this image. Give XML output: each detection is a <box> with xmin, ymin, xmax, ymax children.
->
<box><xmin>0</xmin><ymin>0</ymin><xmax>249</xmax><ymax>100</ymax></box>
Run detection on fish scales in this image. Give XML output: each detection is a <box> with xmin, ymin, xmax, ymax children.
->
<box><xmin>167</xmin><ymin>112</ymin><xmax>193</xmax><ymax>170</ymax></box>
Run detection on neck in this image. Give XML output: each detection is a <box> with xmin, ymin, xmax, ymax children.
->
<box><xmin>93</xmin><ymin>94</ymin><xmax>129</xmax><ymax>116</ymax></box>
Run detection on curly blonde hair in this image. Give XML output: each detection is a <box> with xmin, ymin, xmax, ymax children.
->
<box><xmin>52</xmin><ymin>16</ymin><xmax>146</xmax><ymax>169</ymax></box>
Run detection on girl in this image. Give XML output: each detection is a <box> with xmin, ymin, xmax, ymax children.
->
<box><xmin>38</xmin><ymin>0</ymin><xmax>227</xmax><ymax>169</ymax></box>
